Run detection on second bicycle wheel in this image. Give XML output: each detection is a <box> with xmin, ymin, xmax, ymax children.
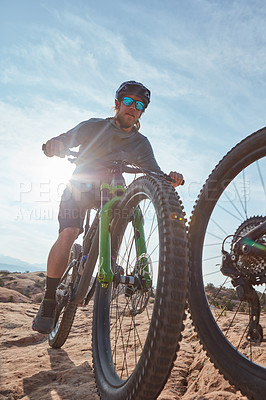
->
<box><xmin>189</xmin><ymin>127</ymin><xmax>266</xmax><ymax>400</ymax></box>
<box><xmin>48</xmin><ymin>243</ymin><xmax>81</xmax><ymax>348</ymax></box>
<box><xmin>92</xmin><ymin>175</ymin><xmax>188</xmax><ymax>400</ymax></box>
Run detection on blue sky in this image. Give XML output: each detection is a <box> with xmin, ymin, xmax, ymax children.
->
<box><xmin>1</xmin><ymin>0</ymin><xmax>266</xmax><ymax>264</ymax></box>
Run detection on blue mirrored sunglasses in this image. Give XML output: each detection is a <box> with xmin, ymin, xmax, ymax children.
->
<box><xmin>122</xmin><ymin>96</ymin><xmax>145</xmax><ymax>111</ymax></box>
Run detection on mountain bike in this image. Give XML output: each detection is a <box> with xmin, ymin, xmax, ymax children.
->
<box><xmin>188</xmin><ymin>127</ymin><xmax>266</xmax><ymax>400</ymax></box>
<box><xmin>46</xmin><ymin>154</ymin><xmax>188</xmax><ymax>400</ymax></box>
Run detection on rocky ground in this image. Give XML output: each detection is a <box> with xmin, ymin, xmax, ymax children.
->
<box><xmin>0</xmin><ymin>271</ymin><xmax>254</xmax><ymax>399</ymax></box>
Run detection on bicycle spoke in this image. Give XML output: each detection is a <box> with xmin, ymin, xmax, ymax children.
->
<box><xmin>217</xmin><ymin>203</ymin><xmax>244</xmax><ymax>222</ymax></box>
<box><xmin>256</xmin><ymin>160</ymin><xmax>266</xmax><ymax>197</ymax></box>
<box><xmin>225</xmin><ymin>187</ymin><xmax>246</xmax><ymax>220</ymax></box>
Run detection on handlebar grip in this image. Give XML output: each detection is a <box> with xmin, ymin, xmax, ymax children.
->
<box><xmin>42</xmin><ymin>143</ymin><xmax>50</xmax><ymax>157</ymax></box>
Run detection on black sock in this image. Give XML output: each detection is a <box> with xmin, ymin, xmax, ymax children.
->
<box><xmin>44</xmin><ymin>277</ymin><xmax>61</xmax><ymax>300</ymax></box>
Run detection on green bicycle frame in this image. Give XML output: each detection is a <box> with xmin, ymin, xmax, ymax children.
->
<box><xmin>98</xmin><ymin>183</ymin><xmax>149</xmax><ymax>288</ymax></box>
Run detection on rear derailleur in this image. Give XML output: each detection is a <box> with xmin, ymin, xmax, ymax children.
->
<box><xmin>220</xmin><ymin>250</ymin><xmax>263</xmax><ymax>344</ymax></box>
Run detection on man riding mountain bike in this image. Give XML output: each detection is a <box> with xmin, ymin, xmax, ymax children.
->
<box><xmin>32</xmin><ymin>80</ymin><xmax>183</xmax><ymax>334</ymax></box>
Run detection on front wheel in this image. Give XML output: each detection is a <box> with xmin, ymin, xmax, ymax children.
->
<box><xmin>92</xmin><ymin>175</ymin><xmax>188</xmax><ymax>400</ymax></box>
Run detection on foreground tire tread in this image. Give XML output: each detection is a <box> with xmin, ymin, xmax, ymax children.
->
<box><xmin>93</xmin><ymin>175</ymin><xmax>188</xmax><ymax>400</ymax></box>
<box><xmin>188</xmin><ymin>127</ymin><xmax>266</xmax><ymax>400</ymax></box>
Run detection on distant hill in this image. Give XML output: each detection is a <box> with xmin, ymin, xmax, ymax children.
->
<box><xmin>0</xmin><ymin>270</ymin><xmax>46</xmax><ymax>303</ymax></box>
<box><xmin>0</xmin><ymin>255</ymin><xmax>46</xmax><ymax>273</ymax></box>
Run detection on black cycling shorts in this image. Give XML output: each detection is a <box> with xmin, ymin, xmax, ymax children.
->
<box><xmin>58</xmin><ymin>179</ymin><xmax>101</xmax><ymax>235</ymax></box>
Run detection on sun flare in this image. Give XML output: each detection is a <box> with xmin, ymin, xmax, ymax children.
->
<box><xmin>40</xmin><ymin>156</ymin><xmax>75</xmax><ymax>200</ymax></box>
<box><xmin>45</xmin><ymin>156</ymin><xmax>75</xmax><ymax>183</ymax></box>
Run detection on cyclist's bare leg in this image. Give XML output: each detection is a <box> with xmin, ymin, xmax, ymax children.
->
<box><xmin>32</xmin><ymin>227</ymin><xmax>80</xmax><ymax>333</ymax></box>
<box><xmin>47</xmin><ymin>227</ymin><xmax>80</xmax><ymax>278</ymax></box>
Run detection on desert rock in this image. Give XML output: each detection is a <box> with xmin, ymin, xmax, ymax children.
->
<box><xmin>0</xmin><ymin>272</ymin><xmax>250</xmax><ymax>399</ymax></box>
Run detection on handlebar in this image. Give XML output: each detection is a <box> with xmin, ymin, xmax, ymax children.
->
<box><xmin>122</xmin><ymin>164</ymin><xmax>185</xmax><ymax>185</ymax></box>
<box><xmin>42</xmin><ymin>144</ymin><xmax>184</xmax><ymax>185</ymax></box>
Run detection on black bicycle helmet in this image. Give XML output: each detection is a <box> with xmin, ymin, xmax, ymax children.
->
<box><xmin>115</xmin><ymin>80</ymin><xmax>151</xmax><ymax>107</ymax></box>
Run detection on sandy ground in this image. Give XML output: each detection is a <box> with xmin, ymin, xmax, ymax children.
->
<box><xmin>1</xmin><ymin>272</ymin><xmax>262</xmax><ymax>399</ymax></box>
<box><xmin>0</xmin><ymin>300</ymin><xmax>249</xmax><ymax>400</ymax></box>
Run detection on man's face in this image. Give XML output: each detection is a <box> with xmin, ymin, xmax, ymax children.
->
<box><xmin>115</xmin><ymin>94</ymin><xmax>144</xmax><ymax>129</ymax></box>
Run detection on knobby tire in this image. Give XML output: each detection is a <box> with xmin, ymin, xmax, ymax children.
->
<box><xmin>188</xmin><ymin>127</ymin><xmax>266</xmax><ymax>400</ymax></box>
<box><xmin>48</xmin><ymin>244</ymin><xmax>82</xmax><ymax>348</ymax></box>
<box><xmin>92</xmin><ymin>175</ymin><xmax>188</xmax><ymax>400</ymax></box>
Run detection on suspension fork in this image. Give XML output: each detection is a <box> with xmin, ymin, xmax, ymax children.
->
<box><xmin>132</xmin><ymin>206</ymin><xmax>151</xmax><ymax>287</ymax></box>
<box><xmin>98</xmin><ymin>183</ymin><xmax>126</xmax><ymax>287</ymax></box>
<box><xmin>132</xmin><ymin>206</ymin><xmax>146</xmax><ymax>256</ymax></box>
<box><xmin>98</xmin><ymin>185</ymin><xmax>151</xmax><ymax>289</ymax></box>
